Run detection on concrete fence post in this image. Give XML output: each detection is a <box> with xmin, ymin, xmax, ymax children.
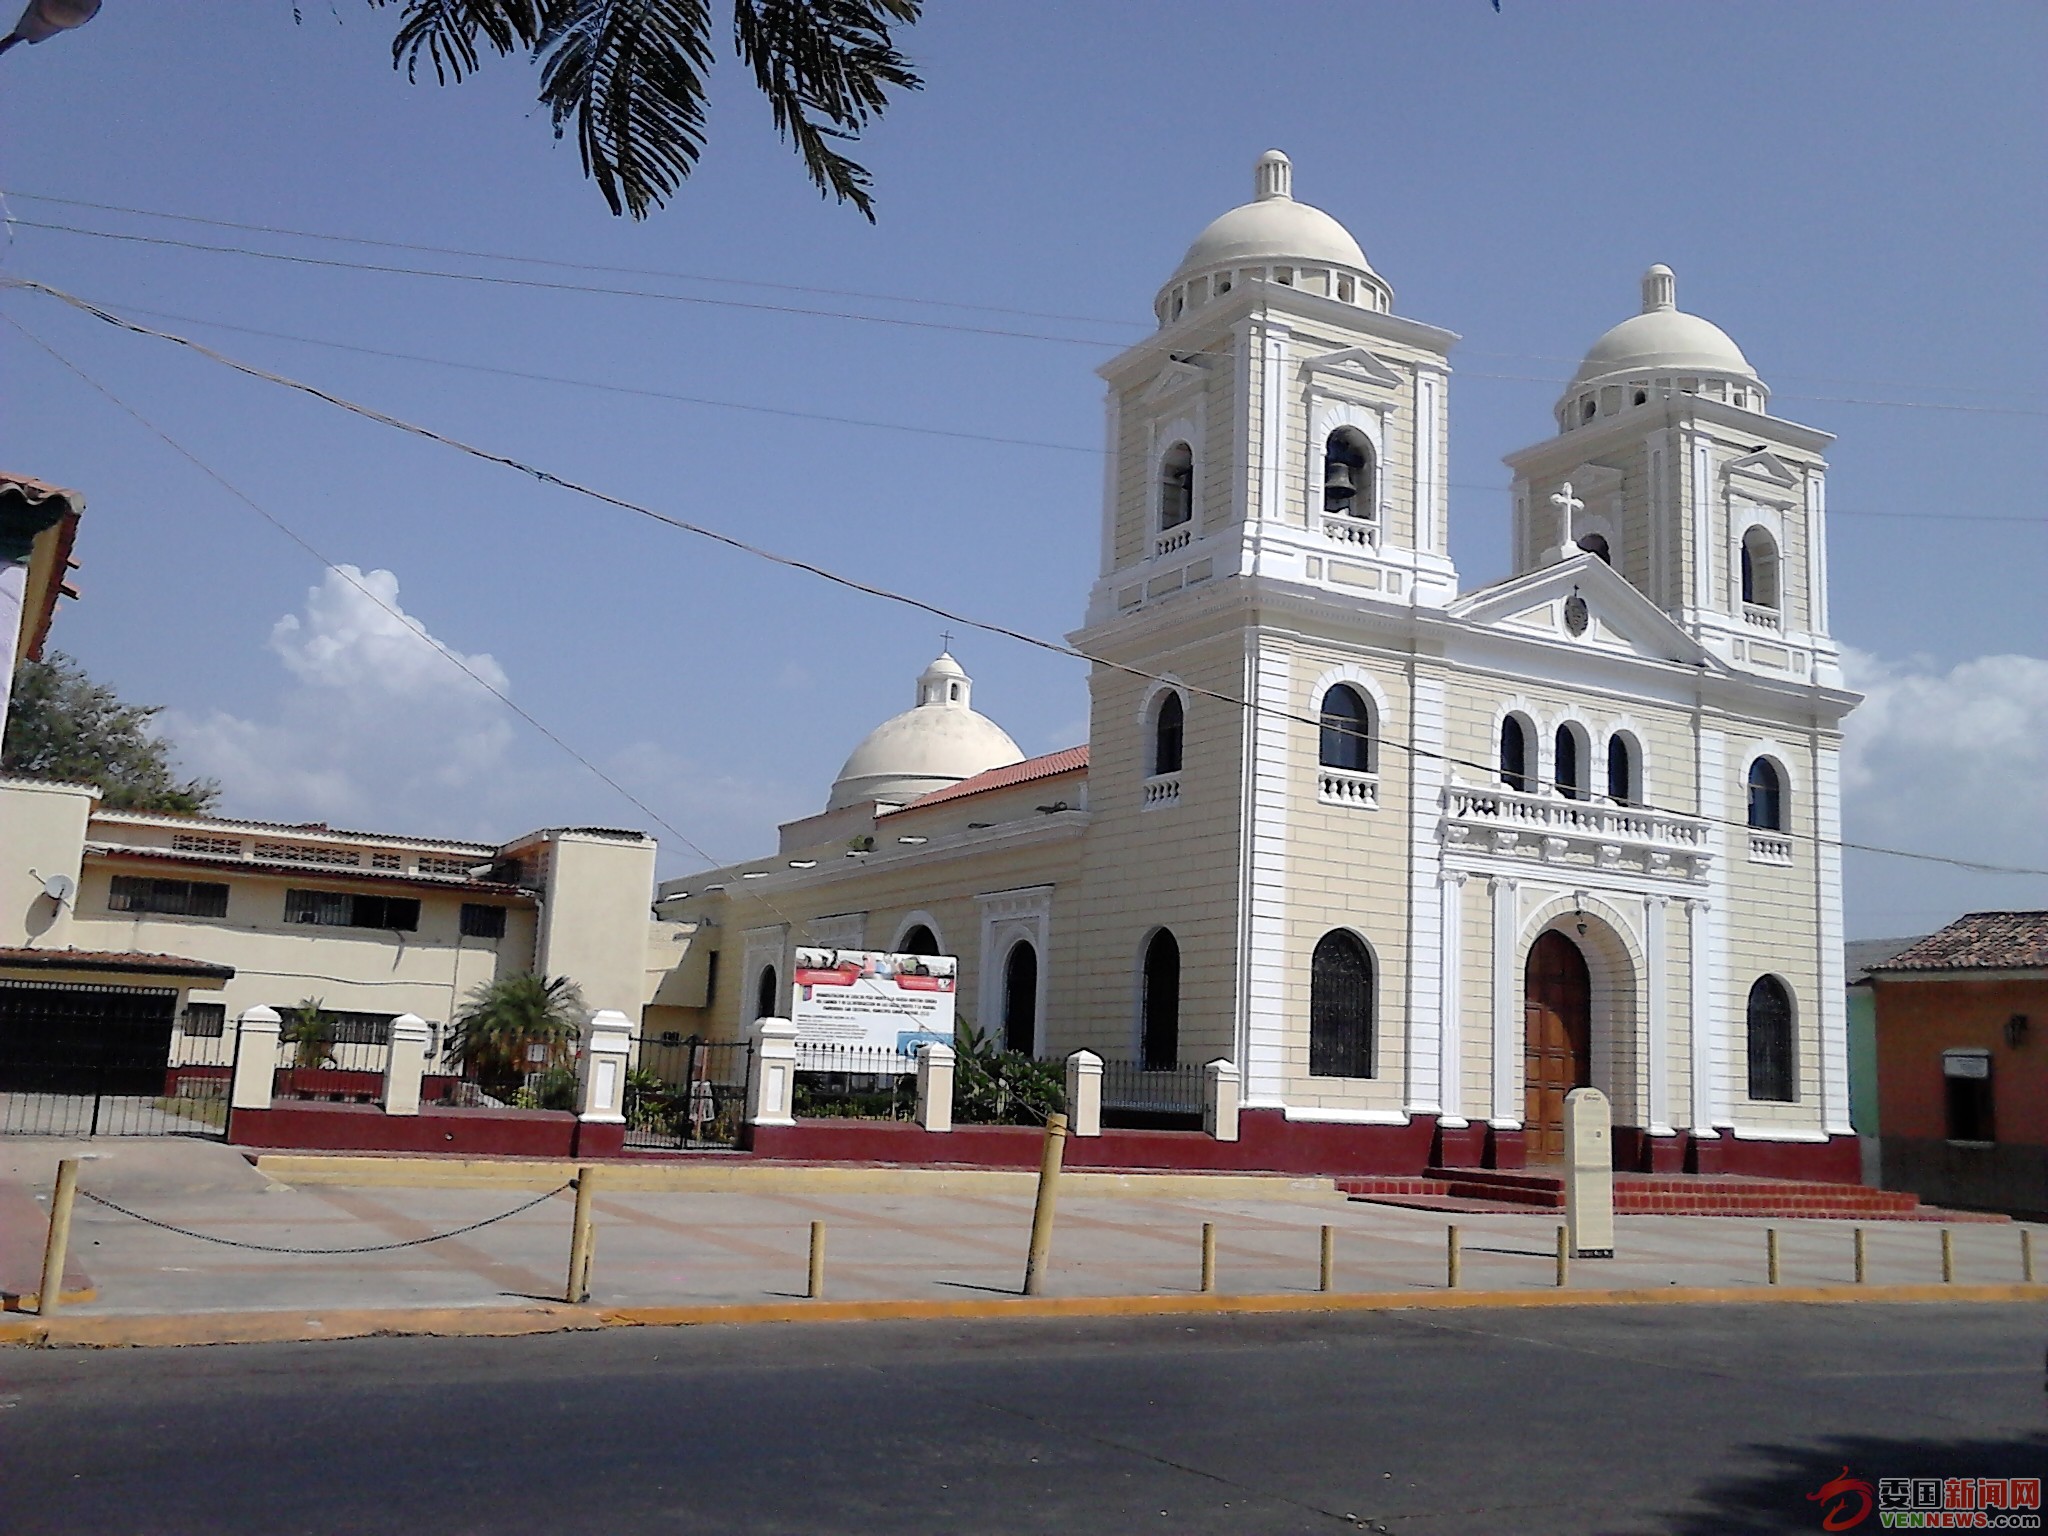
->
<box><xmin>577</xmin><ymin>1010</ymin><xmax>634</xmax><ymax>1124</ymax></box>
<box><xmin>915</xmin><ymin>1041</ymin><xmax>955</xmax><ymax>1133</ymax></box>
<box><xmin>228</xmin><ymin>1006</ymin><xmax>282</xmax><ymax>1112</ymax></box>
<box><xmin>1065</xmin><ymin>1050</ymin><xmax>1103</xmax><ymax>1137</ymax></box>
<box><xmin>1203</xmin><ymin>1059</ymin><xmax>1241</xmax><ymax>1143</ymax></box>
<box><xmin>746</xmin><ymin>1018</ymin><xmax>799</xmax><ymax>1127</ymax></box>
<box><xmin>381</xmin><ymin>1013</ymin><xmax>430</xmax><ymax>1116</ymax></box>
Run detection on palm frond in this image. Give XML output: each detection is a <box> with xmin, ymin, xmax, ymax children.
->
<box><xmin>375</xmin><ymin>0</ymin><xmax>554</xmax><ymax>85</ymax></box>
<box><xmin>536</xmin><ymin>0</ymin><xmax>716</xmax><ymax>220</ymax></box>
<box><xmin>731</xmin><ymin>0</ymin><xmax>922</xmax><ymax>220</ymax></box>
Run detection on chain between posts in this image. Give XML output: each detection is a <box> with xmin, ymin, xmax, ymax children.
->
<box><xmin>78</xmin><ymin>1183</ymin><xmax>575</xmax><ymax>1255</ymax></box>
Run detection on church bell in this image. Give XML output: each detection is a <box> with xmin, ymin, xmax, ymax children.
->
<box><xmin>1323</xmin><ymin>461</ymin><xmax>1358</xmax><ymax>509</ymax></box>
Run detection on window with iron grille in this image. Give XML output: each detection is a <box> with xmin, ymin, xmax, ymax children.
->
<box><xmin>283</xmin><ymin>889</ymin><xmax>420</xmax><ymax>931</ymax></box>
<box><xmin>108</xmin><ymin>875</ymin><xmax>230</xmax><ymax>918</ymax></box>
<box><xmin>1309</xmin><ymin>929</ymin><xmax>1374</xmax><ymax>1078</ymax></box>
<box><xmin>328</xmin><ymin>1011</ymin><xmax>395</xmax><ymax>1046</ymax></box>
<box><xmin>1745</xmin><ymin>975</ymin><xmax>1796</xmax><ymax>1102</ymax></box>
<box><xmin>181</xmin><ymin>1001</ymin><xmax>227</xmax><ymax>1038</ymax></box>
<box><xmin>460</xmin><ymin>903</ymin><xmax>507</xmax><ymax>939</ymax></box>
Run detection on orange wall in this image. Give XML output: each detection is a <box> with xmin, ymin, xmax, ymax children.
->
<box><xmin>1872</xmin><ymin>975</ymin><xmax>2047</xmax><ymax>1145</ymax></box>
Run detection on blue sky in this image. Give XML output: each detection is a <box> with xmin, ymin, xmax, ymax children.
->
<box><xmin>2</xmin><ymin>0</ymin><xmax>2043</xmax><ymax>939</ymax></box>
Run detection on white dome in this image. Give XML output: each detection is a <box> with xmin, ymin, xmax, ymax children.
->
<box><xmin>827</xmin><ymin>652</ymin><xmax>1024</xmax><ymax>811</ymax></box>
<box><xmin>1159</xmin><ymin>151</ymin><xmax>1388</xmax><ymax>318</ymax></box>
<box><xmin>1570</xmin><ymin>266</ymin><xmax>1760</xmax><ymax>387</ymax></box>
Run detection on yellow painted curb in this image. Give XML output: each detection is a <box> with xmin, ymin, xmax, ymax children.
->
<box><xmin>250</xmin><ymin>1154</ymin><xmax>1341</xmax><ymax>1203</ymax></box>
<box><xmin>4</xmin><ymin>1282</ymin><xmax>2040</xmax><ymax>1350</ymax></box>
<box><xmin>2</xmin><ymin>1284</ymin><xmax>99</xmax><ymax>1312</ymax></box>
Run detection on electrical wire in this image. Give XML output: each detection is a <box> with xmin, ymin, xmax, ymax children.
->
<box><xmin>5</xmin><ymin>279</ymin><xmax>2043</xmax><ymax>880</ymax></box>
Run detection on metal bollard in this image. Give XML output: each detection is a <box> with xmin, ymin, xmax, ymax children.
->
<box><xmin>1767</xmin><ymin>1227</ymin><xmax>1780</xmax><ymax>1286</ymax></box>
<box><xmin>1319</xmin><ymin>1224</ymin><xmax>1335</xmax><ymax>1294</ymax></box>
<box><xmin>2024</xmin><ymin>1229</ymin><xmax>2036</xmax><ymax>1285</ymax></box>
<box><xmin>1555</xmin><ymin>1224</ymin><xmax>1570</xmax><ymax>1288</ymax></box>
<box><xmin>37</xmin><ymin>1159</ymin><xmax>80</xmax><ymax>1317</ymax></box>
<box><xmin>807</xmin><ymin>1220</ymin><xmax>826</xmax><ymax>1300</ymax></box>
<box><xmin>1446</xmin><ymin>1224</ymin><xmax>1462</xmax><ymax>1289</ymax></box>
<box><xmin>565</xmin><ymin>1164</ymin><xmax>597</xmax><ymax>1304</ymax></box>
<box><xmin>1200</xmin><ymin>1222</ymin><xmax>1216</xmax><ymax>1293</ymax></box>
<box><xmin>1021</xmin><ymin>1113</ymin><xmax>1068</xmax><ymax>1297</ymax></box>
<box><xmin>1854</xmin><ymin>1226</ymin><xmax>1867</xmax><ymax>1285</ymax></box>
<box><xmin>1941</xmin><ymin>1227</ymin><xmax>1955</xmax><ymax>1284</ymax></box>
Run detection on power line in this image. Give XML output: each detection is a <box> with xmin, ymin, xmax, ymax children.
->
<box><xmin>9</xmin><ymin>278</ymin><xmax>2039</xmax><ymax>881</ymax></box>
<box><xmin>56</xmin><ymin>293</ymin><xmax>2048</xmax><ymax>528</ymax></box>
<box><xmin>9</xmin><ymin>213</ymin><xmax>2045</xmax><ymax>420</ymax></box>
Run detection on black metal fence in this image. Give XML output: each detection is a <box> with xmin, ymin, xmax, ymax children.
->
<box><xmin>1099</xmin><ymin>1058</ymin><xmax>1206</xmax><ymax>1129</ymax></box>
<box><xmin>624</xmin><ymin>1035</ymin><xmax>752</xmax><ymax>1149</ymax></box>
<box><xmin>793</xmin><ymin>1044</ymin><xmax>918</xmax><ymax>1122</ymax></box>
<box><xmin>0</xmin><ymin>979</ymin><xmax>227</xmax><ymax>1138</ymax></box>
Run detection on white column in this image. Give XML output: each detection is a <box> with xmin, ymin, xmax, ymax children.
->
<box><xmin>1690</xmin><ymin>436</ymin><xmax>1715</xmax><ymax>613</ymax></box>
<box><xmin>1644</xmin><ymin>899</ymin><xmax>1672</xmax><ymax>1136</ymax></box>
<box><xmin>1805</xmin><ymin>469</ymin><xmax>1829</xmax><ymax>635</ymax></box>
<box><xmin>915</xmin><ymin>1041</ymin><xmax>955</xmax><ymax>1133</ymax></box>
<box><xmin>1405</xmin><ymin>673</ymin><xmax>1448</xmax><ymax>1116</ymax></box>
<box><xmin>1204</xmin><ymin>1059</ymin><xmax>1241</xmax><ymax>1143</ymax></box>
<box><xmin>1239</xmin><ymin>637</ymin><xmax>1291</xmax><ymax>1106</ymax></box>
<box><xmin>1065</xmin><ymin>1050</ymin><xmax>1103</xmax><ymax>1137</ymax></box>
<box><xmin>1257</xmin><ymin>322</ymin><xmax>1290</xmax><ymax>525</ymax></box>
<box><xmin>1098</xmin><ymin>392</ymin><xmax>1121</xmax><ymax>577</ymax></box>
<box><xmin>1436</xmin><ymin>871</ymin><xmax>1467</xmax><ymax>1126</ymax></box>
<box><xmin>745</xmin><ymin>1017</ymin><xmax>798</xmax><ymax>1127</ymax></box>
<box><xmin>1814</xmin><ymin>743</ymin><xmax>1852</xmax><ymax>1135</ymax></box>
<box><xmin>381</xmin><ymin>1013</ymin><xmax>431</xmax><ymax>1117</ymax></box>
<box><xmin>576</xmin><ymin>1009</ymin><xmax>633</xmax><ymax>1124</ymax></box>
<box><xmin>1415</xmin><ymin>371</ymin><xmax>1440</xmax><ymax>552</ymax></box>
<box><xmin>229</xmin><ymin>1006</ymin><xmax>282</xmax><ymax>1112</ymax></box>
<box><xmin>1686</xmin><ymin>900</ymin><xmax>1716</xmax><ymax>1136</ymax></box>
<box><xmin>1488</xmin><ymin>877</ymin><xmax>1520</xmax><ymax>1128</ymax></box>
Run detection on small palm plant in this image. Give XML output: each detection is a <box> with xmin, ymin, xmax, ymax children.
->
<box><xmin>281</xmin><ymin>997</ymin><xmax>336</xmax><ymax>1070</ymax></box>
<box><xmin>448</xmin><ymin>973</ymin><xmax>587</xmax><ymax>1100</ymax></box>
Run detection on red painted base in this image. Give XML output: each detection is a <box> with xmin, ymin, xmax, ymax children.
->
<box><xmin>1482</xmin><ymin>1125</ymin><xmax>1526</xmax><ymax>1169</ymax></box>
<box><xmin>229</xmin><ymin>1101</ymin><xmax>580</xmax><ymax>1158</ymax></box>
<box><xmin>1431</xmin><ymin>1122</ymin><xmax>1487</xmax><ymax>1169</ymax></box>
<box><xmin>1612</xmin><ymin>1127</ymin><xmax>1689</xmax><ymax>1173</ymax></box>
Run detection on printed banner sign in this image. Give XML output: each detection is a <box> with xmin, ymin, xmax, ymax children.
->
<box><xmin>790</xmin><ymin>948</ymin><xmax>956</xmax><ymax>1059</ymax></box>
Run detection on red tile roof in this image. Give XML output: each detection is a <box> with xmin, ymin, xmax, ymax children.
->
<box><xmin>881</xmin><ymin>746</ymin><xmax>1089</xmax><ymax>817</ymax></box>
<box><xmin>0</xmin><ymin>947</ymin><xmax>235</xmax><ymax>981</ymax></box>
<box><xmin>1871</xmin><ymin>912</ymin><xmax>2048</xmax><ymax>973</ymax></box>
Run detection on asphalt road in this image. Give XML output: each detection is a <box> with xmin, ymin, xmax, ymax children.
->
<box><xmin>3</xmin><ymin>1304</ymin><xmax>2043</xmax><ymax>1535</ymax></box>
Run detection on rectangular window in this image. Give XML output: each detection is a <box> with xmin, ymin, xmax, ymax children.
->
<box><xmin>181</xmin><ymin>1002</ymin><xmax>227</xmax><ymax>1038</ymax></box>
<box><xmin>328</xmin><ymin>1011</ymin><xmax>394</xmax><ymax>1046</ymax></box>
<box><xmin>705</xmin><ymin>951</ymin><xmax>720</xmax><ymax>1007</ymax></box>
<box><xmin>460</xmin><ymin>903</ymin><xmax>507</xmax><ymax>940</ymax></box>
<box><xmin>283</xmin><ymin>889</ymin><xmax>420</xmax><ymax>932</ymax></box>
<box><xmin>1943</xmin><ymin>1051</ymin><xmax>1995</xmax><ymax>1142</ymax></box>
<box><xmin>108</xmin><ymin>875</ymin><xmax>230</xmax><ymax>919</ymax></box>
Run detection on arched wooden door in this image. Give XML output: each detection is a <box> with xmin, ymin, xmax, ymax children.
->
<box><xmin>1523</xmin><ymin>930</ymin><xmax>1591</xmax><ymax>1162</ymax></box>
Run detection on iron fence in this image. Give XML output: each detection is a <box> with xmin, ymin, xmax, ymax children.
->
<box><xmin>1099</xmin><ymin>1058</ymin><xmax>1205</xmax><ymax>1128</ymax></box>
<box><xmin>624</xmin><ymin>1035</ymin><xmax>752</xmax><ymax>1149</ymax></box>
<box><xmin>0</xmin><ymin>979</ymin><xmax>227</xmax><ymax>1138</ymax></box>
<box><xmin>953</xmin><ymin>1050</ymin><xmax>1066</xmax><ymax>1126</ymax></box>
<box><xmin>793</xmin><ymin>1044</ymin><xmax>917</xmax><ymax>1122</ymax></box>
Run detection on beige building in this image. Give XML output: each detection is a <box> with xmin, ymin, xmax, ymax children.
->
<box><xmin>655</xmin><ymin>151</ymin><xmax>1859</xmax><ymax>1177</ymax></box>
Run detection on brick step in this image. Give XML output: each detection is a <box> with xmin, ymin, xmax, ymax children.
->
<box><xmin>1339</xmin><ymin>1168</ymin><xmax>2011</xmax><ymax>1222</ymax></box>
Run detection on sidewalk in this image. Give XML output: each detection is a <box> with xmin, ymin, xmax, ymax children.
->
<box><xmin>2</xmin><ymin>1138</ymin><xmax>2041</xmax><ymax>1346</ymax></box>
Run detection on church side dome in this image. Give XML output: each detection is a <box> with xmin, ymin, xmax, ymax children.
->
<box><xmin>1155</xmin><ymin>150</ymin><xmax>1392</xmax><ymax>326</ymax></box>
<box><xmin>827</xmin><ymin>652</ymin><xmax>1025</xmax><ymax>811</ymax></box>
<box><xmin>1559</xmin><ymin>265</ymin><xmax>1768</xmax><ymax>431</ymax></box>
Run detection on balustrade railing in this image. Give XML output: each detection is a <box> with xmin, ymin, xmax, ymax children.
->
<box><xmin>1318</xmin><ymin>768</ymin><xmax>1378</xmax><ymax>809</ymax></box>
<box><xmin>1142</xmin><ymin>772</ymin><xmax>1182</xmax><ymax>809</ymax></box>
<box><xmin>1154</xmin><ymin>526</ymin><xmax>1193</xmax><ymax>557</ymax></box>
<box><xmin>1445</xmin><ymin>784</ymin><xmax>1708</xmax><ymax>849</ymax></box>
<box><xmin>1742</xmin><ymin>603</ymin><xmax>1783</xmax><ymax>632</ymax></box>
<box><xmin>1748</xmin><ymin>834</ymin><xmax>1794</xmax><ymax>866</ymax></box>
<box><xmin>1320</xmin><ymin>515</ymin><xmax>1378</xmax><ymax>549</ymax></box>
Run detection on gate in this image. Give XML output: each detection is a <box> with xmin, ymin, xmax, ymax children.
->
<box><xmin>0</xmin><ymin>980</ymin><xmax>227</xmax><ymax>1139</ymax></box>
<box><xmin>623</xmin><ymin>1034</ymin><xmax>751</xmax><ymax>1151</ymax></box>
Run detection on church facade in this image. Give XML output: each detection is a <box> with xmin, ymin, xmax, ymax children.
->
<box><xmin>655</xmin><ymin>151</ymin><xmax>1860</xmax><ymax>1178</ymax></box>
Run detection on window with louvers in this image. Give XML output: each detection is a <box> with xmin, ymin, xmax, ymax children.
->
<box><xmin>108</xmin><ymin>876</ymin><xmax>229</xmax><ymax>918</ymax></box>
<box><xmin>284</xmin><ymin>889</ymin><xmax>420</xmax><ymax>931</ymax></box>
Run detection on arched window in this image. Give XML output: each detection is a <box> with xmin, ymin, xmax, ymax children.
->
<box><xmin>1152</xmin><ymin>692</ymin><xmax>1184</xmax><ymax>776</ymax></box>
<box><xmin>1321</xmin><ymin>427</ymin><xmax>1376</xmax><ymax>519</ymax></box>
<box><xmin>1554</xmin><ymin>724</ymin><xmax>1587</xmax><ymax>800</ymax></box>
<box><xmin>1577</xmin><ymin>533</ymin><xmax>1612</xmax><ymax>565</ymax></box>
<box><xmin>1002</xmin><ymin>941</ymin><xmax>1038</xmax><ymax>1057</ymax></box>
<box><xmin>1140</xmin><ymin>929</ymin><xmax>1180</xmax><ymax>1070</ymax></box>
<box><xmin>1607</xmin><ymin>734</ymin><xmax>1636</xmax><ymax>805</ymax></box>
<box><xmin>1159</xmin><ymin>442</ymin><xmax>1194</xmax><ymax>530</ymax></box>
<box><xmin>754</xmin><ymin>965</ymin><xmax>779</xmax><ymax>1020</ymax></box>
<box><xmin>1747</xmin><ymin>758</ymin><xmax>1784</xmax><ymax>831</ymax></box>
<box><xmin>1741</xmin><ymin>526</ymin><xmax>1780</xmax><ymax>609</ymax></box>
<box><xmin>1318</xmin><ymin>685</ymin><xmax>1373</xmax><ymax>773</ymax></box>
<box><xmin>1309</xmin><ymin>930</ymin><xmax>1374</xmax><ymax>1078</ymax></box>
<box><xmin>1499</xmin><ymin>714</ymin><xmax>1531</xmax><ymax>793</ymax></box>
<box><xmin>1746</xmin><ymin>975</ymin><xmax>1795</xmax><ymax>1102</ymax></box>
<box><xmin>899</xmin><ymin>924</ymin><xmax>939</xmax><ymax>957</ymax></box>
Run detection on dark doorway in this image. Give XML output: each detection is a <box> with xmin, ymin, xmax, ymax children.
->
<box><xmin>1522</xmin><ymin>931</ymin><xmax>1592</xmax><ymax>1163</ymax></box>
<box><xmin>1140</xmin><ymin>930</ymin><xmax>1180</xmax><ymax>1070</ymax></box>
<box><xmin>755</xmin><ymin>965</ymin><xmax>779</xmax><ymax>1021</ymax></box>
<box><xmin>898</xmin><ymin>925</ymin><xmax>939</xmax><ymax>957</ymax></box>
<box><xmin>1002</xmin><ymin>942</ymin><xmax>1038</xmax><ymax>1057</ymax></box>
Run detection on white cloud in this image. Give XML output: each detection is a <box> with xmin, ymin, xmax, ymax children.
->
<box><xmin>1839</xmin><ymin>647</ymin><xmax>2048</xmax><ymax>934</ymax></box>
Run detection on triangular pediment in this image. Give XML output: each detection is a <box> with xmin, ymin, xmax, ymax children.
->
<box><xmin>1139</xmin><ymin>359</ymin><xmax>1208</xmax><ymax>404</ymax></box>
<box><xmin>1723</xmin><ymin>449</ymin><xmax>1799</xmax><ymax>490</ymax></box>
<box><xmin>1450</xmin><ymin>556</ymin><xmax>1721</xmax><ymax>670</ymax></box>
<box><xmin>1300</xmin><ymin>346</ymin><xmax>1404</xmax><ymax>391</ymax></box>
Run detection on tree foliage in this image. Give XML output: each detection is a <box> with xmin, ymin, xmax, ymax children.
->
<box><xmin>365</xmin><ymin>0</ymin><xmax>923</xmax><ymax>220</ymax></box>
<box><xmin>448</xmin><ymin>971</ymin><xmax>587</xmax><ymax>1097</ymax></box>
<box><xmin>2</xmin><ymin>651</ymin><xmax>219</xmax><ymax>814</ymax></box>
<box><xmin>281</xmin><ymin>998</ymin><xmax>338</xmax><ymax>1070</ymax></box>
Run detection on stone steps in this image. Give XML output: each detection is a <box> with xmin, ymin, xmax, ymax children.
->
<box><xmin>1336</xmin><ymin>1167</ymin><xmax>2011</xmax><ymax>1222</ymax></box>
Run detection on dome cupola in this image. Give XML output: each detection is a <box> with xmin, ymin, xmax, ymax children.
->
<box><xmin>1155</xmin><ymin>151</ymin><xmax>1392</xmax><ymax>326</ymax></box>
<box><xmin>1558</xmin><ymin>265</ymin><xmax>1768</xmax><ymax>431</ymax></box>
<box><xmin>827</xmin><ymin>651</ymin><xmax>1024</xmax><ymax>811</ymax></box>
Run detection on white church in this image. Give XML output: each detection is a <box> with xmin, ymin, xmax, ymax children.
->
<box><xmin>654</xmin><ymin>151</ymin><xmax>1860</xmax><ymax>1180</ymax></box>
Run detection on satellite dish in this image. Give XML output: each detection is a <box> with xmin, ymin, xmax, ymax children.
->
<box><xmin>42</xmin><ymin>873</ymin><xmax>76</xmax><ymax>904</ymax></box>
